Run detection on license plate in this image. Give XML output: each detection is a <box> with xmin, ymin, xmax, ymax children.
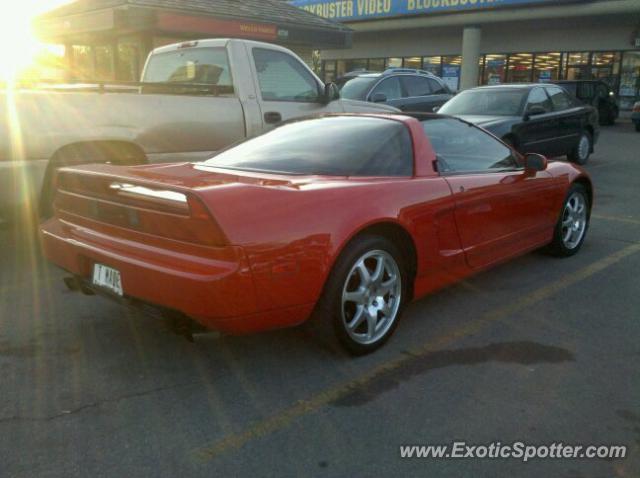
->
<box><xmin>92</xmin><ymin>263</ymin><xmax>123</xmax><ymax>296</ymax></box>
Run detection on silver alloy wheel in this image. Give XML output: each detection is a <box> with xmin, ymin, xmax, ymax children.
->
<box><xmin>561</xmin><ymin>191</ymin><xmax>588</xmax><ymax>249</ymax></box>
<box><xmin>341</xmin><ymin>250</ymin><xmax>402</xmax><ymax>345</ymax></box>
<box><xmin>577</xmin><ymin>134</ymin><xmax>590</xmax><ymax>162</ymax></box>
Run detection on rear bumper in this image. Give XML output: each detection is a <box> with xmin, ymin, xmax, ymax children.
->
<box><xmin>41</xmin><ymin>218</ymin><xmax>311</xmax><ymax>334</ymax></box>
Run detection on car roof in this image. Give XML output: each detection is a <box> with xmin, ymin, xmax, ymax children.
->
<box><xmin>469</xmin><ymin>84</ymin><xmax>539</xmax><ymax>90</ymax></box>
<box><xmin>349</xmin><ymin>69</ymin><xmax>439</xmax><ymax>80</ymax></box>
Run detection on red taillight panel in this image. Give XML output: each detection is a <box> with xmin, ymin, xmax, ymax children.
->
<box><xmin>55</xmin><ymin>172</ymin><xmax>228</xmax><ymax>247</ymax></box>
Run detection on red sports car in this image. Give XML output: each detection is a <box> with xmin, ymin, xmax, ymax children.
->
<box><xmin>41</xmin><ymin>114</ymin><xmax>592</xmax><ymax>354</ymax></box>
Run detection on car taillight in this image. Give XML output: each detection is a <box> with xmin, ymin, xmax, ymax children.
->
<box><xmin>633</xmin><ymin>103</ymin><xmax>640</xmax><ymax>113</ymax></box>
<box><xmin>55</xmin><ymin>173</ymin><xmax>228</xmax><ymax>247</ymax></box>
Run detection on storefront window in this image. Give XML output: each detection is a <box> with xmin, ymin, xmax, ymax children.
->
<box><xmin>345</xmin><ymin>59</ymin><xmax>368</xmax><ymax>73</ymax></box>
<box><xmin>507</xmin><ymin>53</ymin><xmax>533</xmax><ymax>83</ymax></box>
<box><xmin>591</xmin><ymin>52</ymin><xmax>621</xmax><ymax>88</ymax></box>
<box><xmin>387</xmin><ymin>57</ymin><xmax>402</xmax><ymax>68</ymax></box>
<box><xmin>619</xmin><ymin>51</ymin><xmax>640</xmax><ymax>109</ymax></box>
<box><xmin>442</xmin><ymin>55</ymin><xmax>461</xmax><ymax>91</ymax></box>
<box><xmin>567</xmin><ymin>52</ymin><xmax>590</xmax><ymax>65</ymax></box>
<box><xmin>566</xmin><ymin>52</ymin><xmax>591</xmax><ymax>80</ymax></box>
<box><xmin>484</xmin><ymin>54</ymin><xmax>506</xmax><ymax>85</ymax></box>
<box><xmin>422</xmin><ymin>56</ymin><xmax>441</xmax><ymax>76</ymax></box>
<box><xmin>94</xmin><ymin>45</ymin><xmax>114</xmax><ymax>81</ymax></box>
<box><xmin>117</xmin><ymin>43</ymin><xmax>140</xmax><ymax>81</ymax></box>
<box><xmin>323</xmin><ymin>60</ymin><xmax>337</xmax><ymax>83</ymax></box>
<box><xmin>533</xmin><ymin>52</ymin><xmax>561</xmax><ymax>82</ymax></box>
<box><xmin>368</xmin><ymin>58</ymin><xmax>386</xmax><ymax>72</ymax></box>
<box><xmin>403</xmin><ymin>57</ymin><xmax>421</xmax><ymax>69</ymax></box>
<box><xmin>71</xmin><ymin>45</ymin><xmax>93</xmax><ymax>80</ymax></box>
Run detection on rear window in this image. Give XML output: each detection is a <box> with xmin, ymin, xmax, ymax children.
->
<box><xmin>204</xmin><ymin>117</ymin><xmax>413</xmax><ymax>177</ymax></box>
<box><xmin>143</xmin><ymin>47</ymin><xmax>233</xmax><ymax>91</ymax></box>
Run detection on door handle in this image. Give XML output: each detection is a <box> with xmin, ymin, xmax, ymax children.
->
<box><xmin>264</xmin><ymin>112</ymin><xmax>282</xmax><ymax>124</ymax></box>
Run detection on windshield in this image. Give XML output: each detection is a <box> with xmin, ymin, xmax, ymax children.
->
<box><xmin>204</xmin><ymin>116</ymin><xmax>413</xmax><ymax>177</ymax></box>
<box><xmin>439</xmin><ymin>88</ymin><xmax>528</xmax><ymax>116</ymax></box>
<box><xmin>143</xmin><ymin>47</ymin><xmax>232</xmax><ymax>87</ymax></box>
<box><xmin>340</xmin><ymin>76</ymin><xmax>379</xmax><ymax>100</ymax></box>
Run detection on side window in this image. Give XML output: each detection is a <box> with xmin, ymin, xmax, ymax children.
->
<box><xmin>252</xmin><ymin>48</ymin><xmax>320</xmax><ymax>102</ymax></box>
<box><xmin>427</xmin><ymin>78</ymin><xmax>447</xmax><ymax>94</ymax></box>
<box><xmin>526</xmin><ymin>88</ymin><xmax>553</xmax><ymax>113</ymax></box>
<box><xmin>546</xmin><ymin>86</ymin><xmax>573</xmax><ymax>111</ymax></box>
<box><xmin>370</xmin><ymin>77</ymin><xmax>402</xmax><ymax>101</ymax></box>
<box><xmin>402</xmin><ymin>76</ymin><xmax>432</xmax><ymax>97</ymax></box>
<box><xmin>422</xmin><ymin>118</ymin><xmax>519</xmax><ymax>173</ymax></box>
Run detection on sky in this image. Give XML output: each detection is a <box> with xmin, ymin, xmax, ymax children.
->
<box><xmin>0</xmin><ymin>0</ymin><xmax>71</xmax><ymax>79</ymax></box>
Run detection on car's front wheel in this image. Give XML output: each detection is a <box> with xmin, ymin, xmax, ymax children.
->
<box><xmin>546</xmin><ymin>183</ymin><xmax>590</xmax><ymax>257</ymax></box>
<box><xmin>315</xmin><ymin>235</ymin><xmax>407</xmax><ymax>355</ymax></box>
<box><xmin>567</xmin><ymin>131</ymin><xmax>592</xmax><ymax>165</ymax></box>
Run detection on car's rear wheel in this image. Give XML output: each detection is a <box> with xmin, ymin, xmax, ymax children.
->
<box><xmin>546</xmin><ymin>183</ymin><xmax>590</xmax><ymax>257</ymax></box>
<box><xmin>567</xmin><ymin>131</ymin><xmax>592</xmax><ymax>165</ymax></box>
<box><xmin>314</xmin><ymin>235</ymin><xmax>407</xmax><ymax>355</ymax></box>
<box><xmin>635</xmin><ymin>123</ymin><xmax>640</xmax><ymax>133</ymax></box>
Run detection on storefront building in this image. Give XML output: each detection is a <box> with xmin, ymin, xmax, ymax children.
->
<box><xmin>34</xmin><ymin>0</ymin><xmax>352</xmax><ymax>82</ymax></box>
<box><xmin>291</xmin><ymin>0</ymin><xmax>640</xmax><ymax>109</ymax></box>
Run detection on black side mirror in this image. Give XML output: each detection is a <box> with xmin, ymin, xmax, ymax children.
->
<box><xmin>321</xmin><ymin>82</ymin><xmax>340</xmax><ymax>104</ymax></box>
<box><xmin>524</xmin><ymin>153</ymin><xmax>548</xmax><ymax>172</ymax></box>
<box><xmin>371</xmin><ymin>92</ymin><xmax>387</xmax><ymax>103</ymax></box>
<box><xmin>524</xmin><ymin>105</ymin><xmax>546</xmax><ymax>120</ymax></box>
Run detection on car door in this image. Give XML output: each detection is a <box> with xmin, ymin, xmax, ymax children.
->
<box><xmin>516</xmin><ymin>87</ymin><xmax>558</xmax><ymax>156</ymax></box>
<box><xmin>544</xmin><ymin>85</ymin><xmax>583</xmax><ymax>155</ymax></box>
<box><xmin>422</xmin><ymin>117</ymin><xmax>558</xmax><ymax>269</ymax></box>
<box><xmin>249</xmin><ymin>47</ymin><xmax>341</xmax><ymax>130</ymax></box>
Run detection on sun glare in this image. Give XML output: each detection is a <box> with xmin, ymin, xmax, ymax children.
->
<box><xmin>0</xmin><ymin>0</ymin><xmax>71</xmax><ymax>81</ymax></box>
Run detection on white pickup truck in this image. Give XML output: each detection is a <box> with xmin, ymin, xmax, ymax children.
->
<box><xmin>0</xmin><ymin>38</ymin><xmax>397</xmax><ymax>219</ymax></box>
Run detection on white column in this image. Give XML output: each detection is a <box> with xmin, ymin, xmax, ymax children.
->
<box><xmin>460</xmin><ymin>26</ymin><xmax>482</xmax><ymax>91</ymax></box>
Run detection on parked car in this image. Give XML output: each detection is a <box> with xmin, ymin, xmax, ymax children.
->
<box><xmin>632</xmin><ymin>101</ymin><xmax>640</xmax><ymax>132</ymax></box>
<box><xmin>42</xmin><ymin>113</ymin><xmax>592</xmax><ymax>355</ymax></box>
<box><xmin>340</xmin><ymin>68</ymin><xmax>454</xmax><ymax>113</ymax></box>
<box><xmin>0</xmin><ymin>39</ymin><xmax>397</xmax><ymax>221</ymax></box>
<box><xmin>553</xmin><ymin>80</ymin><xmax>619</xmax><ymax>125</ymax></box>
<box><xmin>438</xmin><ymin>84</ymin><xmax>599</xmax><ymax>164</ymax></box>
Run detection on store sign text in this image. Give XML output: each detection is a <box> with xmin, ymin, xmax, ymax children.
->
<box><xmin>289</xmin><ymin>0</ymin><xmax>581</xmax><ymax>22</ymax></box>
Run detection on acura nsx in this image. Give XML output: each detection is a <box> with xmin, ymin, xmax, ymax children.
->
<box><xmin>41</xmin><ymin>114</ymin><xmax>593</xmax><ymax>354</ymax></box>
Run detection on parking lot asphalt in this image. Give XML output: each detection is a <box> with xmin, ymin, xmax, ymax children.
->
<box><xmin>1</xmin><ymin>121</ymin><xmax>639</xmax><ymax>478</ymax></box>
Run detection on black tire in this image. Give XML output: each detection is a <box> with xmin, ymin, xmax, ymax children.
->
<box><xmin>567</xmin><ymin>130</ymin><xmax>592</xmax><ymax>165</ymax></box>
<box><xmin>312</xmin><ymin>235</ymin><xmax>408</xmax><ymax>355</ymax></box>
<box><xmin>635</xmin><ymin>123</ymin><xmax>640</xmax><ymax>133</ymax></box>
<box><xmin>546</xmin><ymin>183</ymin><xmax>590</xmax><ymax>257</ymax></box>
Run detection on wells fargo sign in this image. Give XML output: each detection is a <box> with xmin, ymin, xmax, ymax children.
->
<box><xmin>157</xmin><ymin>13</ymin><xmax>278</xmax><ymax>41</ymax></box>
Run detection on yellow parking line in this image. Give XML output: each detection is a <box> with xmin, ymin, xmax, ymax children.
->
<box><xmin>592</xmin><ymin>214</ymin><xmax>640</xmax><ymax>226</ymax></box>
<box><xmin>193</xmin><ymin>242</ymin><xmax>640</xmax><ymax>463</ymax></box>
